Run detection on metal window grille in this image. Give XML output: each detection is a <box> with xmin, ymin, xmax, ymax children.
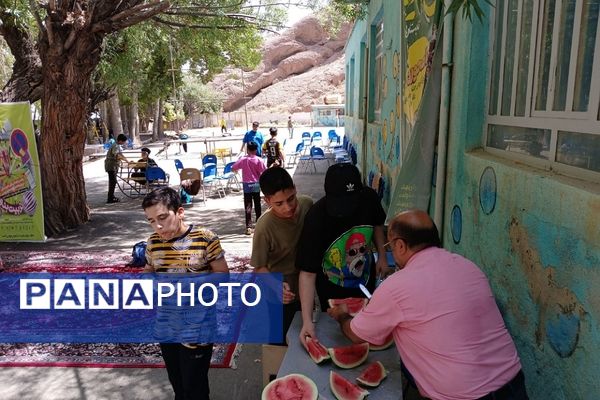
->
<box><xmin>486</xmin><ymin>0</ymin><xmax>600</xmax><ymax>178</ymax></box>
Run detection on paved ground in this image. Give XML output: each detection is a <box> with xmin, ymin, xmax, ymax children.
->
<box><xmin>0</xmin><ymin>128</ymin><xmax>331</xmax><ymax>400</ymax></box>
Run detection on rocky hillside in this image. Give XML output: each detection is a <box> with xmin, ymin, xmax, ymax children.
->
<box><xmin>209</xmin><ymin>16</ymin><xmax>350</xmax><ymax>115</ymax></box>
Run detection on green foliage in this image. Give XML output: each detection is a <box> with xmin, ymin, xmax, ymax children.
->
<box><xmin>0</xmin><ymin>39</ymin><xmax>14</xmax><ymax>86</ymax></box>
<box><xmin>328</xmin><ymin>0</ymin><xmax>492</xmax><ymax>22</ymax></box>
<box><xmin>180</xmin><ymin>73</ymin><xmax>223</xmax><ymax>115</ymax></box>
<box><xmin>162</xmin><ymin>101</ymin><xmax>184</xmax><ymax>122</ymax></box>
<box><xmin>446</xmin><ymin>0</ymin><xmax>494</xmax><ymax>22</ymax></box>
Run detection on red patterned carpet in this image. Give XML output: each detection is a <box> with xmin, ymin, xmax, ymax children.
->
<box><xmin>0</xmin><ymin>250</ymin><xmax>251</xmax><ymax>368</ymax></box>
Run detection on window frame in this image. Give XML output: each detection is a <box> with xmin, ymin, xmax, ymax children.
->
<box><xmin>485</xmin><ymin>0</ymin><xmax>600</xmax><ymax>181</ymax></box>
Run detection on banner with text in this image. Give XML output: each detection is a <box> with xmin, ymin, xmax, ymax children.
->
<box><xmin>387</xmin><ymin>1</ymin><xmax>443</xmax><ymax>220</ymax></box>
<box><xmin>0</xmin><ymin>273</ymin><xmax>283</xmax><ymax>344</ymax></box>
<box><xmin>0</xmin><ymin>102</ymin><xmax>45</xmax><ymax>241</ymax></box>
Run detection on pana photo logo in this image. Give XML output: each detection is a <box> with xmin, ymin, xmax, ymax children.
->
<box><xmin>19</xmin><ymin>278</ymin><xmax>261</xmax><ymax>310</ymax></box>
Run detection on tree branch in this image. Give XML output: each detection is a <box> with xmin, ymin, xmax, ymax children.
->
<box><xmin>92</xmin><ymin>0</ymin><xmax>171</xmax><ymax>33</ymax></box>
<box><xmin>151</xmin><ymin>15</ymin><xmax>280</xmax><ymax>34</ymax></box>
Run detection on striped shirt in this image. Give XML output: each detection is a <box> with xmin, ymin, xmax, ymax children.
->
<box><xmin>145</xmin><ymin>225</ymin><xmax>224</xmax><ymax>273</ymax></box>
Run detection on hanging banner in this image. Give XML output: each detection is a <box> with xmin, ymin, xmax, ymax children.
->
<box><xmin>0</xmin><ymin>102</ymin><xmax>45</xmax><ymax>241</ymax></box>
<box><xmin>387</xmin><ymin>1</ymin><xmax>443</xmax><ymax>221</ymax></box>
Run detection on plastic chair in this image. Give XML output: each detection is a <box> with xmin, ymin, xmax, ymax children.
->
<box><xmin>297</xmin><ymin>147</ymin><xmax>316</xmax><ymax>174</ymax></box>
<box><xmin>311</xmin><ymin>131</ymin><xmax>323</xmax><ymax>147</ymax></box>
<box><xmin>301</xmin><ymin>132</ymin><xmax>312</xmax><ymax>149</ymax></box>
<box><xmin>202</xmin><ymin>154</ymin><xmax>218</xmax><ymax>167</ymax></box>
<box><xmin>287</xmin><ymin>142</ymin><xmax>304</xmax><ymax>167</ymax></box>
<box><xmin>202</xmin><ymin>164</ymin><xmax>226</xmax><ymax>198</ymax></box>
<box><xmin>219</xmin><ymin>161</ymin><xmax>241</xmax><ymax>192</ymax></box>
<box><xmin>179</xmin><ymin>167</ymin><xmax>205</xmax><ymax>205</ymax></box>
<box><xmin>145</xmin><ymin>166</ymin><xmax>170</xmax><ymax>191</ymax></box>
<box><xmin>328</xmin><ymin>130</ymin><xmax>341</xmax><ymax>148</ymax></box>
<box><xmin>309</xmin><ymin>146</ymin><xmax>330</xmax><ymax>172</ymax></box>
<box><xmin>174</xmin><ymin>159</ymin><xmax>184</xmax><ymax>174</ymax></box>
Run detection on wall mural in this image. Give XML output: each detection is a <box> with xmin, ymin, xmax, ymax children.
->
<box><xmin>509</xmin><ymin>219</ymin><xmax>585</xmax><ymax>358</ymax></box>
<box><xmin>479</xmin><ymin>166</ymin><xmax>497</xmax><ymax>215</ymax></box>
<box><xmin>450</xmin><ymin>205</ymin><xmax>462</xmax><ymax>244</ymax></box>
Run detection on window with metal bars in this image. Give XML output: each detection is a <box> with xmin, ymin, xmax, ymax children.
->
<box><xmin>486</xmin><ymin>0</ymin><xmax>600</xmax><ymax>177</ymax></box>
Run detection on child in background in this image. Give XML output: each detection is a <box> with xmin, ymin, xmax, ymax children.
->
<box><xmin>232</xmin><ymin>141</ymin><xmax>267</xmax><ymax>235</ymax></box>
<box><xmin>263</xmin><ymin>127</ymin><xmax>285</xmax><ymax>168</ymax></box>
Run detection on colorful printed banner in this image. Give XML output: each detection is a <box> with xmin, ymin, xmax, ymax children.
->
<box><xmin>387</xmin><ymin>1</ymin><xmax>443</xmax><ymax>220</ymax></box>
<box><xmin>0</xmin><ymin>102</ymin><xmax>45</xmax><ymax>241</ymax></box>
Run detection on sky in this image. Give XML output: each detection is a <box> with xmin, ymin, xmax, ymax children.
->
<box><xmin>286</xmin><ymin>5</ymin><xmax>314</xmax><ymax>27</ymax></box>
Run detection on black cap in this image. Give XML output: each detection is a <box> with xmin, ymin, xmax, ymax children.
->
<box><xmin>141</xmin><ymin>147</ymin><xmax>151</xmax><ymax>154</ymax></box>
<box><xmin>324</xmin><ymin>163</ymin><xmax>363</xmax><ymax>218</ymax></box>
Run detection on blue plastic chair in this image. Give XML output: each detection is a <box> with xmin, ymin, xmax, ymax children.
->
<box><xmin>145</xmin><ymin>166</ymin><xmax>170</xmax><ymax>191</ymax></box>
<box><xmin>301</xmin><ymin>132</ymin><xmax>312</xmax><ymax>148</ymax></box>
<box><xmin>219</xmin><ymin>161</ymin><xmax>241</xmax><ymax>191</ymax></box>
<box><xmin>287</xmin><ymin>142</ymin><xmax>304</xmax><ymax>167</ymax></box>
<box><xmin>203</xmin><ymin>164</ymin><xmax>226</xmax><ymax>198</ymax></box>
<box><xmin>202</xmin><ymin>154</ymin><xmax>218</xmax><ymax>167</ymax></box>
<box><xmin>174</xmin><ymin>159</ymin><xmax>184</xmax><ymax>173</ymax></box>
<box><xmin>311</xmin><ymin>131</ymin><xmax>323</xmax><ymax>146</ymax></box>
<box><xmin>328</xmin><ymin>130</ymin><xmax>341</xmax><ymax>147</ymax></box>
<box><xmin>310</xmin><ymin>146</ymin><xmax>330</xmax><ymax>172</ymax></box>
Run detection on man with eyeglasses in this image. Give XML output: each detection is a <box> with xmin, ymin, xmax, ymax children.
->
<box><xmin>297</xmin><ymin>163</ymin><xmax>388</xmax><ymax>349</ymax></box>
<box><xmin>328</xmin><ymin>209</ymin><xmax>529</xmax><ymax>400</ymax></box>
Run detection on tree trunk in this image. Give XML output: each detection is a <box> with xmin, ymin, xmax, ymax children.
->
<box><xmin>108</xmin><ymin>94</ymin><xmax>124</xmax><ymax>137</ymax></box>
<box><xmin>39</xmin><ymin>42</ymin><xmax>99</xmax><ymax>236</ymax></box>
<box><xmin>99</xmin><ymin>101</ymin><xmax>109</xmax><ymax>142</ymax></box>
<box><xmin>130</xmin><ymin>89</ymin><xmax>140</xmax><ymax>144</ymax></box>
<box><xmin>120</xmin><ymin>104</ymin><xmax>130</xmax><ymax>136</ymax></box>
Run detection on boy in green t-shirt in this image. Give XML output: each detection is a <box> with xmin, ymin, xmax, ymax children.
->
<box><xmin>251</xmin><ymin>168</ymin><xmax>313</xmax><ymax>344</ymax></box>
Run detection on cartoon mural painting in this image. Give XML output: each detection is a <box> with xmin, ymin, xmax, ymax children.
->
<box><xmin>323</xmin><ymin>226</ymin><xmax>374</xmax><ymax>288</ymax></box>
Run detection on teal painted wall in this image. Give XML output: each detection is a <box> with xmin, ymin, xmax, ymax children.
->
<box><xmin>345</xmin><ymin>1</ymin><xmax>600</xmax><ymax>398</ymax></box>
<box><xmin>445</xmin><ymin>6</ymin><xmax>600</xmax><ymax>398</ymax></box>
<box><xmin>344</xmin><ymin>0</ymin><xmax>403</xmax><ymax>207</ymax></box>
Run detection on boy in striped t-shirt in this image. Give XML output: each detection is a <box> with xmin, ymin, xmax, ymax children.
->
<box><xmin>142</xmin><ymin>187</ymin><xmax>228</xmax><ymax>400</ymax></box>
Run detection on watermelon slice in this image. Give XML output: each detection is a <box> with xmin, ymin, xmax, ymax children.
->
<box><xmin>356</xmin><ymin>361</ymin><xmax>387</xmax><ymax>387</ymax></box>
<box><xmin>330</xmin><ymin>371</ymin><xmax>369</xmax><ymax>400</ymax></box>
<box><xmin>328</xmin><ymin>342</ymin><xmax>369</xmax><ymax>369</ymax></box>
<box><xmin>328</xmin><ymin>297</ymin><xmax>368</xmax><ymax>316</ymax></box>
<box><xmin>261</xmin><ymin>373</ymin><xmax>318</xmax><ymax>400</ymax></box>
<box><xmin>306</xmin><ymin>336</ymin><xmax>331</xmax><ymax>363</ymax></box>
<box><xmin>369</xmin><ymin>335</ymin><xmax>394</xmax><ymax>351</ymax></box>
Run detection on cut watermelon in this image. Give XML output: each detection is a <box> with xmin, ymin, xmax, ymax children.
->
<box><xmin>356</xmin><ymin>361</ymin><xmax>387</xmax><ymax>387</ymax></box>
<box><xmin>330</xmin><ymin>371</ymin><xmax>369</xmax><ymax>400</ymax></box>
<box><xmin>261</xmin><ymin>374</ymin><xmax>318</xmax><ymax>400</ymax></box>
<box><xmin>306</xmin><ymin>336</ymin><xmax>330</xmax><ymax>363</ymax></box>
<box><xmin>327</xmin><ymin>297</ymin><xmax>368</xmax><ymax>316</ymax></box>
<box><xmin>369</xmin><ymin>335</ymin><xmax>394</xmax><ymax>351</ymax></box>
<box><xmin>328</xmin><ymin>342</ymin><xmax>369</xmax><ymax>369</ymax></box>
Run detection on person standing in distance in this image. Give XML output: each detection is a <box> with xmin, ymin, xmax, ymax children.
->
<box><xmin>104</xmin><ymin>133</ymin><xmax>128</xmax><ymax>203</ymax></box>
<box><xmin>240</xmin><ymin>121</ymin><xmax>264</xmax><ymax>157</ymax></box>
<box><xmin>263</xmin><ymin>127</ymin><xmax>285</xmax><ymax>168</ymax></box>
<box><xmin>287</xmin><ymin>116</ymin><xmax>294</xmax><ymax>139</ymax></box>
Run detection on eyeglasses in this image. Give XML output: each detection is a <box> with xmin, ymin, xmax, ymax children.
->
<box><xmin>384</xmin><ymin>237</ymin><xmax>403</xmax><ymax>252</ymax></box>
<box><xmin>347</xmin><ymin>246</ymin><xmax>367</xmax><ymax>257</ymax></box>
